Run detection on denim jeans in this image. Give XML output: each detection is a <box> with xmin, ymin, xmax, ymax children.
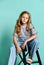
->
<box><xmin>8</xmin><ymin>38</ymin><xmax>39</xmax><ymax>65</ymax></box>
<box><xmin>27</xmin><ymin>38</ymin><xmax>39</xmax><ymax>59</ymax></box>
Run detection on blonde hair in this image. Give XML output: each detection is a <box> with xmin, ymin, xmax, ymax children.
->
<box><xmin>14</xmin><ymin>11</ymin><xmax>33</xmax><ymax>37</ymax></box>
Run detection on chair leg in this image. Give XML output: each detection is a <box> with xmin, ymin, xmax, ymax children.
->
<box><xmin>18</xmin><ymin>51</ymin><xmax>27</xmax><ymax>65</ymax></box>
<box><xmin>27</xmin><ymin>46</ymin><xmax>31</xmax><ymax>65</ymax></box>
<box><xmin>18</xmin><ymin>54</ymin><xmax>23</xmax><ymax>65</ymax></box>
<box><xmin>22</xmin><ymin>50</ymin><xmax>27</xmax><ymax>65</ymax></box>
<box><xmin>36</xmin><ymin>50</ymin><xmax>42</xmax><ymax>65</ymax></box>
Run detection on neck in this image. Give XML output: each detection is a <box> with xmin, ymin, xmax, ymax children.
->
<box><xmin>22</xmin><ymin>23</ymin><xmax>27</xmax><ymax>26</ymax></box>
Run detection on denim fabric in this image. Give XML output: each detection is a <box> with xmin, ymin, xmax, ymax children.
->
<box><xmin>27</xmin><ymin>38</ymin><xmax>39</xmax><ymax>59</ymax></box>
<box><xmin>8</xmin><ymin>44</ymin><xmax>16</xmax><ymax>65</ymax></box>
<box><xmin>8</xmin><ymin>37</ymin><xmax>39</xmax><ymax>65</ymax></box>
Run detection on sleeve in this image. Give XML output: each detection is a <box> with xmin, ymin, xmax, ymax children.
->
<box><xmin>13</xmin><ymin>32</ymin><xmax>18</xmax><ymax>38</ymax></box>
<box><xmin>30</xmin><ymin>23</ymin><xmax>37</xmax><ymax>34</ymax></box>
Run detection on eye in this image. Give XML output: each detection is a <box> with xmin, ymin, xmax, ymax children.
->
<box><xmin>26</xmin><ymin>17</ymin><xmax>28</xmax><ymax>19</ymax></box>
<box><xmin>22</xmin><ymin>16</ymin><xmax>25</xmax><ymax>18</ymax></box>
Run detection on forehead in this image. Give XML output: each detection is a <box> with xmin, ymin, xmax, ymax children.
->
<box><xmin>22</xmin><ymin>13</ymin><xmax>29</xmax><ymax>17</ymax></box>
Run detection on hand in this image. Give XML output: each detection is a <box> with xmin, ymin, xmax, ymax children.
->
<box><xmin>21</xmin><ymin>41</ymin><xmax>27</xmax><ymax>49</ymax></box>
<box><xmin>16</xmin><ymin>46</ymin><xmax>22</xmax><ymax>54</ymax></box>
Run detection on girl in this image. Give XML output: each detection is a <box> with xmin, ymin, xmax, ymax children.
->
<box><xmin>8</xmin><ymin>11</ymin><xmax>39</xmax><ymax>65</ymax></box>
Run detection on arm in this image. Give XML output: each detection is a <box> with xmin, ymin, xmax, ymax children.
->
<box><xmin>21</xmin><ymin>33</ymin><xmax>37</xmax><ymax>49</ymax></box>
<box><xmin>13</xmin><ymin>36</ymin><xmax>19</xmax><ymax>48</ymax></box>
<box><xmin>26</xmin><ymin>33</ymin><xmax>37</xmax><ymax>43</ymax></box>
<box><xmin>13</xmin><ymin>36</ymin><xmax>22</xmax><ymax>54</ymax></box>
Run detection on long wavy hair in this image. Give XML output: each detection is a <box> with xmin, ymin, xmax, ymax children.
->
<box><xmin>14</xmin><ymin>11</ymin><xmax>33</xmax><ymax>37</ymax></box>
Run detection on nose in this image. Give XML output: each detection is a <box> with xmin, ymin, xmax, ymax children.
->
<box><xmin>24</xmin><ymin>17</ymin><xmax>26</xmax><ymax>20</ymax></box>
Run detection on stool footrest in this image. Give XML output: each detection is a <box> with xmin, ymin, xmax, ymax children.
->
<box><xmin>32</xmin><ymin>61</ymin><xmax>39</xmax><ymax>63</ymax></box>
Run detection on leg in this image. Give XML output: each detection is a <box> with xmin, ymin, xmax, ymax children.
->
<box><xmin>27</xmin><ymin>38</ymin><xmax>39</xmax><ymax>58</ymax></box>
<box><xmin>8</xmin><ymin>44</ymin><xmax>17</xmax><ymax>65</ymax></box>
<box><xmin>26</xmin><ymin>38</ymin><xmax>39</xmax><ymax>63</ymax></box>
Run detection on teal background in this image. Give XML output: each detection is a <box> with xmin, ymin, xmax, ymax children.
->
<box><xmin>0</xmin><ymin>0</ymin><xmax>44</xmax><ymax>65</ymax></box>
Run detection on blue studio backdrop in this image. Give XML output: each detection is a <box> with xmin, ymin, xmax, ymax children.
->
<box><xmin>0</xmin><ymin>0</ymin><xmax>44</xmax><ymax>65</ymax></box>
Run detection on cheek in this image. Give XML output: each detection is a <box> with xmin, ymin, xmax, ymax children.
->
<box><xmin>26</xmin><ymin>19</ymin><xmax>28</xmax><ymax>22</ymax></box>
<box><xmin>21</xmin><ymin>18</ymin><xmax>24</xmax><ymax>22</ymax></box>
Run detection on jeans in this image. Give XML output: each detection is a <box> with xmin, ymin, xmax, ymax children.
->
<box><xmin>7</xmin><ymin>38</ymin><xmax>39</xmax><ymax>65</ymax></box>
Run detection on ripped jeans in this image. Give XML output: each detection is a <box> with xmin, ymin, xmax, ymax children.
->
<box><xmin>7</xmin><ymin>38</ymin><xmax>39</xmax><ymax>65</ymax></box>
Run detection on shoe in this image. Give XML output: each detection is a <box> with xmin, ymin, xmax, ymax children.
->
<box><xmin>26</xmin><ymin>58</ymin><xmax>32</xmax><ymax>64</ymax></box>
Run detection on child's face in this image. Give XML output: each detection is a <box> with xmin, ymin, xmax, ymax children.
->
<box><xmin>21</xmin><ymin>13</ymin><xmax>29</xmax><ymax>25</ymax></box>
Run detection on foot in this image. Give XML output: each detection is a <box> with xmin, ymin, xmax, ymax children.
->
<box><xmin>26</xmin><ymin>58</ymin><xmax>32</xmax><ymax>64</ymax></box>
